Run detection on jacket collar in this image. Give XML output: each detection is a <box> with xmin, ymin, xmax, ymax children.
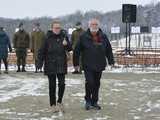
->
<box><xmin>86</xmin><ymin>28</ymin><xmax>104</xmax><ymax>40</ymax></box>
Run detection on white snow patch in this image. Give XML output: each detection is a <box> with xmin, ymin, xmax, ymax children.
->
<box><xmin>71</xmin><ymin>93</ymin><xmax>85</xmax><ymax>97</ymax></box>
<box><xmin>109</xmin><ymin>102</ymin><xmax>118</xmax><ymax>106</ymax></box>
<box><xmin>0</xmin><ymin>76</ymin><xmax>47</xmax><ymax>102</ymax></box>
<box><xmin>152</xmin><ymin>86</ymin><xmax>160</xmax><ymax>92</ymax></box>
<box><xmin>66</xmin><ymin>78</ymin><xmax>82</xmax><ymax>86</ymax></box>
<box><xmin>111</xmin><ymin>89</ymin><xmax>123</xmax><ymax>92</ymax></box>
<box><xmin>145</xmin><ymin>101</ymin><xmax>160</xmax><ymax>112</ymax></box>
<box><xmin>134</xmin><ymin>116</ymin><xmax>141</xmax><ymax>120</ymax></box>
<box><xmin>113</xmin><ymin>83</ymin><xmax>128</xmax><ymax>87</ymax></box>
<box><xmin>0</xmin><ymin>75</ymin><xmax>84</xmax><ymax>103</ymax></box>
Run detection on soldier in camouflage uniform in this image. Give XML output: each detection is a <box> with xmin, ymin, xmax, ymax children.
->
<box><xmin>31</xmin><ymin>23</ymin><xmax>45</xmax><ymax>73</ymax></box>
<box><xmin>13</xmin><ymin>23</ymin><xmax>30</xmax><ymax>72</ymax></box>
<box><xmin>71</xmin><ymin>22</ymin><xmax>84</xmax><ymax>74</ymax></box>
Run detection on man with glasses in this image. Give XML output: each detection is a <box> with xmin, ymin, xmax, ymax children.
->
<box><xmin>73</xmin><ymin>18</ymin><xmax>114</xmax><ymax>110</ymax></box>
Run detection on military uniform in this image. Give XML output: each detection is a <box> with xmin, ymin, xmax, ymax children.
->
<box><xmin>71</xmin><ymin>28</ymin><xmax>84</xmax><ymax>73</ymax></box>
<box><xmin>13</xmin><ymin>30</ymin><xmax>30</xmax><ymax>72</ymax></box>
<box><xmin>31</xmin><ymin>29</ymin><xmax>45</xmax><ymax>72</ymax></box>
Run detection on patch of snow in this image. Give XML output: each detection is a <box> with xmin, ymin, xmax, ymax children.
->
<box><xmin>113</xmin><ymin>83</ymin><xmax>128</xmax><ymax>87</ymax></box>
<box><xmin>145</xmin><ymin>101</ymin><xmax>160</xmax><ymax>112</ymax></box>
<box><xmin>152</xmin><ymin>86</ymin><xmax>160</xmax><ymax>92</ymax></box>
<box><xmin>66</xmin><ymin>78</ymin><xmax>82</xmax><ymax>87</ymax></box>
<box><xmin>71</xmin><ymin>93</ymin><xmax>85</xmax><ymax>97</ymax></box>
<box><xmin>134</xmin><ymin>116</ymin><xmax>141</xmax><ymax>120</ymax></box>
<box><xmin>109</xmin><ymin>102</ymin><xmax>118</xmax><ymax>106</ymax></box>
<box><xmin>111</xmin><ymin>89</ymin><xmax>123</xmax><ymax>92</ymax></box>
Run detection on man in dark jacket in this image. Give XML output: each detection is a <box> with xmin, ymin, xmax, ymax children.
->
<box><xmin>71</xmin><ymin>22</ymin><xmax>84</xmax><ymax>74</ymax></box>
<box><xmin>0</xmin><ymin>27</ymin><xmax>12</xmax><ymax>74</ymax></box>
<box><xmin>37</xmin><ymin>20</ymin><xmax>72</xmax><ymax>113</ymax></box>
<box><xmin>13</xmin><ymin>23</ymin><xmax>30</xmax><ymax>72</ymax></box>
<box><xmin>73</xmin><ymin>19</ymin><xmax>114</xmax><ymax>110</ymax></box>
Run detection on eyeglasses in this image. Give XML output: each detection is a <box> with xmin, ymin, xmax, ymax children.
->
<box><xmin>91</xmin><ymin>23</ymin><xmax>98</xmax><ymax>26</ymax></box>
<box><xmin>53</xmin><ymin>27</ymin><xmax>61</xmax><ymax>29</ymax></box>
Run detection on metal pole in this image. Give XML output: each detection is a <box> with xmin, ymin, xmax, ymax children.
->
<box><xmin>128</xmin><ymin>23</ymin><xmax>131</xmax><ymax>55</ymax></box>
<box><xmin>125</xmin><ymin>22</ymin><xmax>128</xmax><ymax>55</ymax></box>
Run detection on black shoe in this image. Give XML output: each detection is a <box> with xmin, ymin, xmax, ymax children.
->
<box><xmin>17</xmin><ymin>69</ymin><xmax>21</xmax><ymax>72</ymax></box>
<box><xmin>22</xmin><ymin>68</ymin><xmax>26</xmax><ymax>72</ymax></box>
<box><xmin>72</xmin><ymin>71</ymin><xmax>80</xmax><ymax>74</ymax></box>
<box><xmin>92</xmin><ymin>103</ymin><xmax>101</xmax><ymax>110</ymax></box>
<box><xmin>85</xmin><ymin>102</ymin><xmax>92</xmax><ymax>110</ymax></box>
<box><xmin>22</xmin><ymin>69</ymin><xmax>26</xmax><ymax>72</ymax></box>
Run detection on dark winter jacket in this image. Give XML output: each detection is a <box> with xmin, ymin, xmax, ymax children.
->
<box><xmin>0</xmin><ymin>31</ymin><xmax>12</xmax><ymax>59</ymax></box>
<box><xmin>38</xmin><ymin>30</ymin><xmax>72</xmax><ymax>75</ymax></box>
<box><xmin>73</xmin><ymin>29</ymin><xmax>114</xmax><ymax>72</ymax></box>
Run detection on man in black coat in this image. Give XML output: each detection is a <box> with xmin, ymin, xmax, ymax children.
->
<box><xmin>37</xmin><ymin>20</ymin><xmax>72</xmax><ymax>113</ymax></box>
<box><xmin>73</xmin><ymin>19</ymin><xmax>114</xmax><ymax>110</ymax></box>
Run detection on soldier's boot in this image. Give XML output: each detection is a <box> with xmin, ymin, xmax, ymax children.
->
<box><xmin>4</xmin><ymin>62</ymin><xmax>8</xmax><ymax>74</ymax></box>
<box><xmin>35</xmin><ymin>67</ymin><xmax>38</xmax><ymax>73</ymax></box>
<box><xmin>17</xmin><ymin>66</ymin><xmax>21</xmax><ymax>72</ymax></box>
<box><xmin>22</xmin><ymin>66</ymin><xmax>26</xmax><ymax>72</ymax></box>
<box><xmin>40</xmin><ymin>68</ymin><xmax>43</xmax><ymax>73</ymax></box>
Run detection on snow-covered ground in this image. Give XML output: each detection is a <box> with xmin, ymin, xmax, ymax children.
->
<box><xmin>0</xmin><ymin>70</ymin><xmax>160</xmax><ymax>120</ymax></box>
<box><xmin>1</xmin><ymin>64</ymin><xmax>160</xmax><ymax>74</ymax></box>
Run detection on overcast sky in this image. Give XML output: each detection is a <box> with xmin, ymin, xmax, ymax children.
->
<box><xmin>0</xmin><ymin>0</ymin><xmax>156</xmax><ymax>19</ymax></box>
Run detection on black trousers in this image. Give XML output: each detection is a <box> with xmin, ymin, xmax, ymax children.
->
<box><xmin>84</xmin><ymin>69</ymin><xmax>102</xmax><ymax>104</ymax></box>
<box><xmin>0</xmin><ymin>58</ymin><xmax>8</xmax><ymax>70</ymax></box>
<box><xmin>47</xmin><ymin>73</ymin><xmax>65</xmax><ymax>106</ymax></box>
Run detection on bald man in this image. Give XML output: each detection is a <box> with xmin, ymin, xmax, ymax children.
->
<box><xmin>73</xmin><ymin>19</ymin><xmax>114</xmax><ymax>110</ymax></box>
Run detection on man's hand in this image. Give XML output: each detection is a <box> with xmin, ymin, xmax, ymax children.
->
<box><xmin>63</xmin><ymin>39</ymin><xmax>68</xmax><ymax>46</ymax></box>
<box><xmin>69</xmin><ymin>51</ymin><xmax>73</xmax><ymax>54</ymax></box>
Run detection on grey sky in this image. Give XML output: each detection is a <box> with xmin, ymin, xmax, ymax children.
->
<box><xmin>0</xmin><ymin>0</ymin><xmax>155</xmax><ymax>19</ymax></box>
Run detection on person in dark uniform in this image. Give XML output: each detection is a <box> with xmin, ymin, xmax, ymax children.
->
<box><xmin>37</xmin><ymin>20</ymin><xmax>72</xmax><ymax>113</ymax></box>
<box><xmin>13</xmin><ymin>23</ymin><xmax>30</xmax><ymax>72</ymax></box>
<box><xmin>73</xmin><ymin>19</ymin><xmax>114</xmax><ymax>110</ymax></box>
